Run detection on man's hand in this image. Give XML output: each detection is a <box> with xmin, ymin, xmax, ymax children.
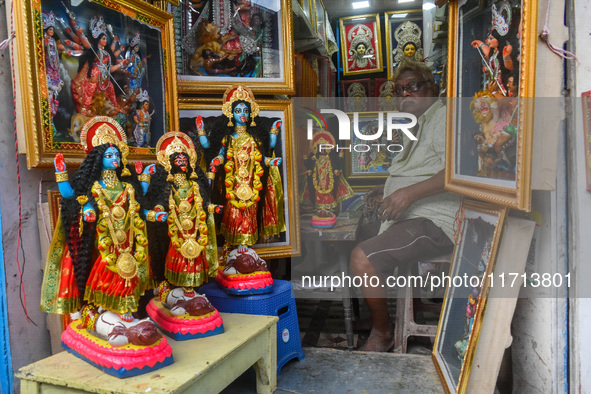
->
<box><xmin>379</xmin><ymin>187</ymin><xmax>414</xmax><ymax>222</ymax></box>
<box><xmin>364</xmin><ymin>184</ymin><xmax>384</xmax><ymax>211</ymax></box>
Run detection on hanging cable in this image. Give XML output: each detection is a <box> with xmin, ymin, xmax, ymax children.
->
<box><xmin>4</xmin><ymin>0</ymin><xmax>36</xmax><ymax>325</ymax></box>
<box><xmin>539</xmin><ymin>0</ymin><xmax>578</xmax><ymax>62</ymax></box>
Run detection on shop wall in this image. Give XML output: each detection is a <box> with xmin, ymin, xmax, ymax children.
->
<box><xmin>570</xmin><ymin>0</ymin><xmax>591</xmax><ymax>391</ymax></box>
<box><xmin>511</xmin><ymin>0</ymin><xmax>569</xmax><ymax>392</ymax></box>
<box><xmin>0</xmin><ymin>12</ymin><xmax>54</xmax><ymax>392</ymax></box>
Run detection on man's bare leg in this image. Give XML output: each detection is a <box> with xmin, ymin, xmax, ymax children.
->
<box><xmin>350</xmin><ymin>246</ymin><xmax>395</xmax><ymax>352</ymax></box>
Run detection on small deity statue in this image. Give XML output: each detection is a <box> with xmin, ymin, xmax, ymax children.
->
<box><xmin>71</xmin><ymin>16</ymin><xmax>129</xmax><ymax>117</ymax></box>
<box><xmin>198</xmin><ymin>85</ymin><xmax>284</xmax><ymax>294</ymax></box>
<box><xmin>40</xmin><ymin>117</ymin><xmax>172</xmax><ymax>377</ymax></box>
<box><xmin>300</xmin><ymin>130</ymin><xmax>354</xmax><ymax>228</ymax></box>
<box><xmin>470</xmin><ymin>90</ymin><xmax>517</xmax><ymax>179</ymax></box>
<box><xmin>133</xmin><ymin>90</ymin><xmax>153</xmax><ymax>147</ymax></box>
<box><xmin>42</xmin><ymin>11</ymin><xmax>68</xmax><ymax>134</ymax></box>
<box><xmin>470</xmin><ymin>3</ymin><xmax>518</xmax><ymax>96</ymax></box>
<box><xmin>139</xmin><ymin>131</ymin><xmax>224</xmax><ymax>339</ymax></box>
<box><xmin>124</xmin><ymin>33</ymin><xmax>149</xmax><ymax>91</ymax></box>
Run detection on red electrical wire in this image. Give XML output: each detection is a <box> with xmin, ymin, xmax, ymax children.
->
<box><xmin>2</xmin><ymin>0</ymin><xmax>35</xmax><ymax>325</ymax></box>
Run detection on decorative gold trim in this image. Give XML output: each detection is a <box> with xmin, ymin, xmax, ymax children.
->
<box><xmin>147</xmin><ymin>210</ymin><xmax>156</xmax><ymax>222</ymax></box>
<box><xmin>177</xmin><ymin>0</ymin><xmax>295</xmax><ymax>95</ymax></box>
<box><xmin>444</xmin><ymin>0</ymin><xmax>536</xmax><ymax>212</ymax></box>
<box><xmin>339</xmin><ymin>13</ymin><xmax>383</xmax><ymax>76</ymax></box>
<box><xmin>55</xmin><ymin>172</ymin><xmax>69</xmax><ymax>183</ymax></box>
<box><xmin>138</xmin><ymin>174</ymin><xmax>151</xmax><ymax>184</ymax></box>
<box><xmin>432</xmin><ymin>199</ymin><xmax>508</xmax><ymax>394</ymax></box>
<box><xmin>178</xmin><ymin>98</ymin><xmax>301</xmax><ymax>259</ymax></box>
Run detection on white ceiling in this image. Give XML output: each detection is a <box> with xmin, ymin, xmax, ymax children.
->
<box><xmin>321</xmin><ymin>0</ymin><xmax>424</xmax><ymax>20</ymax></box>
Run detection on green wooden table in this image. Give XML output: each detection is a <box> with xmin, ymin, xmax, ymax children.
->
<box><xmin>16</xmin><ymin>313</ymin><xmax>278</xmax><ymax>394</ymax></box>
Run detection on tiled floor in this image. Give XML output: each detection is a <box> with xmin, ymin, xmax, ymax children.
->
<box><xmin>222</xmin><ymin>297</ymin><xmax>443</xmax><ymax>393</ymax></box>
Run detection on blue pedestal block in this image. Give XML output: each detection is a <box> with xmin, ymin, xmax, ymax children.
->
<box><xmin>200</xmin><ymin>280</ymin><xmax>305</xmax><ymax>375</ymax></box>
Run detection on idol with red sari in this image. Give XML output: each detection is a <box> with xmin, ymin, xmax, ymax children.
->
<box><xmin>39</xmin><ymin>117</ymin><xmax>172</xmax><ymax>378</ymax></box>
<box><xmin>199</xmin><ymin>85</ymin><xmax>284</xmax><ymax>294</ymax></box>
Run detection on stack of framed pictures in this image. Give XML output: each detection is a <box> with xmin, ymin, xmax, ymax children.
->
<box><xmin>434</xmin><ymin>0</ymin><xmax>538</xmax><ymax>392</ymax></box>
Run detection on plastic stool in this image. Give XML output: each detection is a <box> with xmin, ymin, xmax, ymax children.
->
<box><xmin>200</xmin><ymin>280</ymin><xmax>305</xmax><ymax>375</ymax></box>
<box><xmin>394</xmin><ymin>254</ymin><xmax>451</xmax><ymax>353</ymax></box>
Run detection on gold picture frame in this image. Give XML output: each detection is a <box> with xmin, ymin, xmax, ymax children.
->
<box><xmin>14</xmin><ymin>0</ymin><xmax>179</xmax><ymax>169</ymax></box>
<box><xmin>339</xmin><ymin>14</ymin><xmax>383</xmax><ymax>76</ymax></box>
<box><xmin>445</xmin><ymin>0</ymin><xmax>538</xmax><ymax>211</ymax></box>
<box><xmin>432</xmin><ymin>199</ymin><xmax>508</xmax><ymax>394</ymax></box>
<box><xmin>178</xmin><ymin>97</ymin><xmax>300</xmax><ymax>260</ymax></box>
<box><xmin>172</xmin><ymin>0</ymin><xmax>295</xmax><ymax>95</ymax></box>
<box><xmin>384</xmin><ymin>9</ymin><xmax>423</xmax><ymax>80</ymax></box>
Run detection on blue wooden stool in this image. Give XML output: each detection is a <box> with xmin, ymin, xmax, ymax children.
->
<box><xmin>200</xmin><ymin>279</ymin><xmax>305</xmax><ymax>375</ymax></box>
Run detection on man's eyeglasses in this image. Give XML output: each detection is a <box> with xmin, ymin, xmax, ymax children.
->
<box><xmin>394</xmin><ymin>80</ymin><xmax>431</xmax><ymax>96</ymax></box>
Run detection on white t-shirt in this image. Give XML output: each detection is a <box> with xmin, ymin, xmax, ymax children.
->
<box><xmin>379</xmin><ymin>100</ymin><xmax>461</xmax><ymax>240</ymax></box>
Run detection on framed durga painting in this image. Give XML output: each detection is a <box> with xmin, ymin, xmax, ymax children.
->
<box><xmin>178</xmin><ymin>97</ymin><xmax>300</xmax><ymax>260</ymax></box>
<box><xmin>14</xmin><ymin>0</ymin><xmax>179</xmax><ymax>168</ymax></box>
<box><xmin>445</xmin><ymin>0</ymin><xmax>537</xmax><ymax>211</ymax></box>
<box><xmin>171</xmin><ymin>0</ymin><xmax>295</xmax><ymax>95</ymax></box>
<box><xmin>339</xmin><ymin>14</ymin><xmax>383</xmax><ymax>76</ymax></box>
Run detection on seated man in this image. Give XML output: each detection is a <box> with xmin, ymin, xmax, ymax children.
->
<box><xmin>350</xmin><ymin>60</ymin><xmax>461</xmax><ymax>352</ymax></box>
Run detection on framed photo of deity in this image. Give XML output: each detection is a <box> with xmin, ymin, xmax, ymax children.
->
<box><xmin>170</xmin><ymin>0</ymin><xmax>295</xmax><ymax>95</ymax></box>
<box><xmin>445</xmin><ymin>0</ymin><xmax>537</xmax><ymax>211</ymax></box>
<box><xmin>343</xmin><ymin>112</ymin><xmax>403</xmax><ymax>182</ymax></box>
<box><xmin>339</xmin><ymin>14</ymin><xmax>383</xmax><ymax>76</ymax></box>
<box><xmin>13</xmin><ymin>0</ymin><xmax>179</xmax><ymax>168</ymax></box>
<box><xmin>384</xmin><ymin>10</ymin><xmax>423</xmax><ymax>80</ymax></box>
<box><xmin>178</xmin><ymin>97</ymin><xmax>300</xmax><ymax>260</ymax></box>
<box><xmin>432</xmin><ymin>199</ymin><xmax>507</xmax><ymax>394</ymax></box>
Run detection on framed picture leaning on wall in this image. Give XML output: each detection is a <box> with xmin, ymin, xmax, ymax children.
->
<box><xmin>432</xmin><ymin>199</ymin><xmax>508</xmax><ymax>394</ymax></box>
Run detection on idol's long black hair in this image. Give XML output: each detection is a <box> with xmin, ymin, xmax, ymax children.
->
<box><xmin>60</xmin><ymin>143</ymin><xmax>141</xmax><ymax>299</ymax></box>
<box><xmin>144</xmin><ymin>151</ymin><xmax>209</xmax><ymax>282</ymax></box>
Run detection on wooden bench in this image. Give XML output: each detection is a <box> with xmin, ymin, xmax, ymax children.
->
<box><xmin>16</xmin><ymin>313</ymin><xmax>278</xmax><ymax>394</ymax></box>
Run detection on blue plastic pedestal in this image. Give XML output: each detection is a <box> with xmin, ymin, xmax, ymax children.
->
<box><xmin>200</xmin><ymin>280</ymin><xmax>305</xmax><ymax>375</ymax></box>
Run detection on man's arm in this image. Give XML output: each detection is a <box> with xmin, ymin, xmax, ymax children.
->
<box><xmin>379</xmin><ymin>169</ymin><xmax>445</xmax><ymax>222</ymax></box>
